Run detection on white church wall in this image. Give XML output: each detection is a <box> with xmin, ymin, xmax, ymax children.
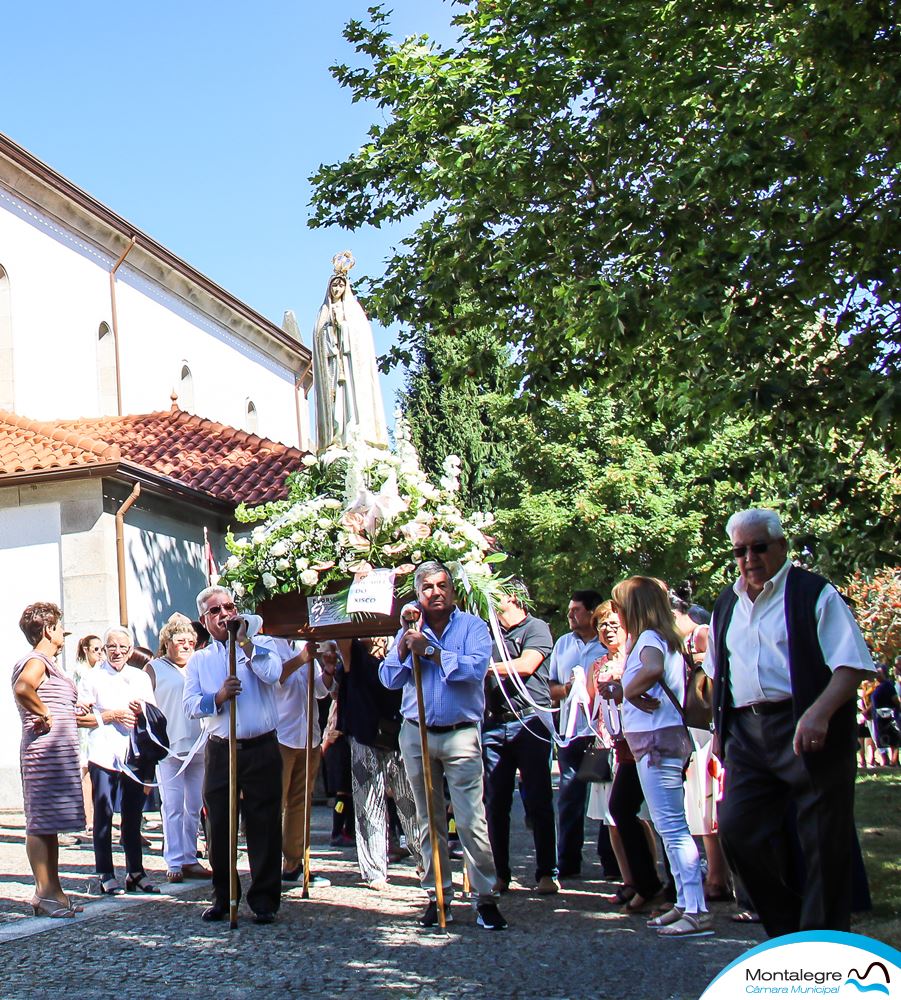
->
<box><xmin>0</xmin><ymin>185</ymin><xmax>310</xmax><ymax>448</ymax></box>
<box><xmin>0</xmin><ymin>499</ymin><xmax>63</xmax><ymax>808</ymax></box>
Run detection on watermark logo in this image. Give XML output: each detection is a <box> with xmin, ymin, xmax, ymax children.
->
<box><xmin>700</xmin><ymin>931</ymin><xmax>900</xmax><ymax>999</ymax></box>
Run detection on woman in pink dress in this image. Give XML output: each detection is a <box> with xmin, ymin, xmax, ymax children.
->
<box><xmin>12</xmin><ymin>603</ymin><xmax>86</xmax><ymax>917</ymax></box>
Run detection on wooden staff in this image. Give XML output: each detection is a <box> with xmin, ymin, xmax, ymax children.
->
<box><xmin>302</xmin><ymin>645</ymin><xmax>317</xmax><ymax>899</ymax></box>
<box><xmin>411</xmin><ymin>648</ymin><xmax>447</xmax><ymax>932</ymax></box>
<box><xmin>226</xmin><ymin>618</ymin><xmax>241</xmax><ymax>930</ymax></box>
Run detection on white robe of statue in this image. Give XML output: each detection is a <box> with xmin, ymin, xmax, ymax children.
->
<box><xmin>312</xmin><ymin>272</ymin><xmax>389</xmax><ymax>451</ymax></box>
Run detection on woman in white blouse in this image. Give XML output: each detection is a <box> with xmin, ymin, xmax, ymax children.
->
<box><xmin>146</xmin><ymin>614</ymin><xmax>210</xmax><ymax>884</ymax></box>
<box><xmin>613</xmin><ymin>576</ymin><xmax>712</xmax><ymax>939</ymax></box>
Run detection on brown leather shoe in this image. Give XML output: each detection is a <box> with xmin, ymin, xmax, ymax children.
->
<box><xmin>182</xmin><ymin>863</ymin><xmax>212</xmax><ymax>879</ymax></box>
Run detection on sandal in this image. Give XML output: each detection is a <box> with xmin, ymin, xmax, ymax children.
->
<box><xmin>30</xmin><ymin>896</ymin><xmax>75</xmax><ymax>918</ymax></box>
<box><xmin>93</xmin><ymin>875</ymin><xmax>125</xmax><ymax>896</ymax></box>
<box><xmin>731</xmin><ymin>910</ymin><xmax>761</xmax><ymax>924</ymax></box>
<box><xmin>656</xmin><ymin>912</ymin><xmax>715</xmax><ymax>938</ymax></box>
<box><xmin>166</xmin><ymin>870</ymin><xmax>184</xmax><ymax>883</ymax></box>
<box><xmin>614</xmin><ymin>884</ymin><xmax>637</xmax><ymax>904</ymax></box>
<box><xmin>622</xmin><ymin>889</ymin><xmax>667</xmax><ymax>914</ymax></box>
<box><xmin>125</xmin><ymin>872</ymin><xmax>160</xmax><ymax>894</ymax></box>
<box><xmin>647</xmin><ymin>906</ymin><xmax>684</xmax><ymax>927</ymax></box>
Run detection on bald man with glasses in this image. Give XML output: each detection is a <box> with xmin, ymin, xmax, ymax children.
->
<box><xmin>707</xmin><ymin>508</ymin><xmax>874</xmax><ymax>937</ymax></box>
<box><xmin>184</xmin><ymin>586</ymin><xmax>285</xmax><ymax>924</ymax></box>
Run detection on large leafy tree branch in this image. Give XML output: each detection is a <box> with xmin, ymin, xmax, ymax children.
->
<box><xmin>310</xmin><ymin>1</ymin><xmax>900</xmax><ymax>446</ymax></box>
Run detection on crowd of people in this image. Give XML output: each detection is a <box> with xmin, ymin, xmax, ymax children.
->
<box><xmin>10</xmin><ymin>507</ymin><xmax>884</xmax><ymax>939</ymax></box>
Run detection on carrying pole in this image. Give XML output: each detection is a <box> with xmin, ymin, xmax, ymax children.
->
<box><xmin>302</xmin><ymin>651</ymin><xmax>317</xmax><ymax>899</ymax></box>
<box><xmin>226</xmin><ymin>618</ymin><xmax>241</xmax><ymax>930</ymax></box>
<box><xmin>411</xmin><ymin>649</ymin><xmax>446</xmax><ymax>932</ymax></box>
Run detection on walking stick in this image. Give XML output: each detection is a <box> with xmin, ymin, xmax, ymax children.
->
<box><xmin>226</xmin><ymin>618</ymin><xmax>241</xmax><ymax>930</ymax></box>
<box><xmin>302</xmin><ymin>649</ymin><xmax>316</xmax><ymax>899</ymax></box>
<box><xmin>411</xmin><ymin>648</ymin><xmax>447</xmax><ymax>932</ymax></box>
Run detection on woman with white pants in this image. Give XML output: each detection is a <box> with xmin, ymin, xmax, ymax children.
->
<box><xmin>613</xmin><ymin>576</ymin><xmax>712</xmax><ymax>939</ymax></box>
<box><xmin>146</xmin><ymin>614</ymin><xmax>210</xmax><ymax>884</ymax></box>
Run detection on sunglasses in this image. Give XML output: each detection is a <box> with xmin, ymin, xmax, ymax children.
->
<box><xmin>203</xmin><ymin>602</ymin><xmax>237</xmax><ymax>617</ymax></box>
<box><xmin>732</xmin><ymin>541</ymin><xmax>773</xmax><ymax>559</ymax></box>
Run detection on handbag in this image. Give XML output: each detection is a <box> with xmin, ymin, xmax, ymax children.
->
<box><xmin>661</xmin><ymin>654</ymin><xmax>714</xmax><ymax>731</ymax></box>
<box><xmin>371</xmin><ymin>715</ymin><xmax>402</xmax><ymax>753</ymax></box>
<box><xmin>576</xmin><ymin>742</ymin><xmax>613</xmax><ymax>783</ymax></box>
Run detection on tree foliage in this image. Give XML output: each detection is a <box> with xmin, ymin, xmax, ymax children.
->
<box><xmin>310</xmin><ymin>0</ymin><xmax>901</xmax><ymax>448</ymax></box>
<box><xmin>843</xmin><ymin>567</ymin><xmax>901</xmax><ymax>663</ymax></box>
<box><xmin>402</xmin><ymin>325</ymin><xmax>514</xmax><ymax>512</ymax></box>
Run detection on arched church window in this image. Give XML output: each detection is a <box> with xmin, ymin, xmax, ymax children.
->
<box><xmin>97</xmin><ymin>322</ymin><xmax>117</xmax><ymax>415</ymax></box>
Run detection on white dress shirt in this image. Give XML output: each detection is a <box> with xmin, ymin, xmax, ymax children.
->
<box><xmin>707</xmin><ymin>560</ymin><xmax>874</xmax><ymax>707</ymax></box>
<box><xmin>273</xmin><ymin>637</ymin><xmax>331</xmax><ymax>749</ymax></box>
<box><xmin>80</xmin><ymin>661</ymin><xmax>156</xmax><ymax>771</ymax></box>
<box><xmin>183</xmin><ymin>636</ymin><xmax>282</xmax><ymax>739</ymax></box>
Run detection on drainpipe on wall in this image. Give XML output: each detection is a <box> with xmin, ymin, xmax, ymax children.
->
<box><xmin>115</xmin><ymin>483</ymin><xmax>141</xmax><ymax>627</ymax></box>
<box><xmin>296</xmin><ymin>361</ymin><xmax>313</xmax><ymax>450</ymax></box>
<box><xmin>109</xmin><ymin>236</ymin><xmax>137</xmax><ymax>416</ymax></box>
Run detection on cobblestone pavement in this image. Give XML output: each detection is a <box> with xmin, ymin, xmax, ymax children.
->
<box><xmin>0</xmin><ymin>803</ymin><xmax>764</xmax><ymax>999</ymax></box>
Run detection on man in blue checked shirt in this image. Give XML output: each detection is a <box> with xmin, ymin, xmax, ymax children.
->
<box><xmin>380</xmin><ymin>561</ymin><xmax>507</xmax><ymax>931</ymax></box>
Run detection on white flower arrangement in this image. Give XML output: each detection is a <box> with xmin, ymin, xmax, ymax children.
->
<box><xmin>220</xmin><ymin>417</ymin><xmax>509</xmax><ymax>617</ymax></box>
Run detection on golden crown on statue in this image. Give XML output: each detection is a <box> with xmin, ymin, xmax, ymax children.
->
<box><xmin>332</xmin><ymin>250</ymin><xmax>355</xmax><ymax>276</ymax></box>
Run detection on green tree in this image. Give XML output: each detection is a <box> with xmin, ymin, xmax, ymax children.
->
<box><xmin>310</xmin><ymin>1</ymin><xmax>900</xmax><ymax>451</ymax></box>
<box><xmin>401</xmin><ymin>326</ymin><xmax>514</xmax><ymax>512</ymax></box>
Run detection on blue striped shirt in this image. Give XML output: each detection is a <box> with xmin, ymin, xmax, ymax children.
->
<box><xmin>379</xmin><ymin>607</ymin><xmax>492</xmax><ymax>726</ymax></box>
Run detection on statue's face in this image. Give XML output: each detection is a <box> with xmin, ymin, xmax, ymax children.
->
<box><xmin>329</xmin><ymin>276</ymin><xmax>346</xmax><ymax>301</ymax></box>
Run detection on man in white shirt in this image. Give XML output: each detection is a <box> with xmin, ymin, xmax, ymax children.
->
<box><xmin>184</xmin><ymin>586</ymin><xmax>284</xmax><ymax>925</ymax></box>
<box><xmin>81</xmin><ymin>627</ymin><xmax>157</xmax><ymax>895</ymax></box>
<box><xmin>547</xmin><ymin>589</ymin><xmax>604</xmax><ymax>879</ymax></box>
<box><xmin>274</xmin><ymin>637</ymin><xmax>336</xmax><ymax>886</ymax></box>
<box><xmin>708</xmin><ymin>509</ymin><xmax>874</xmax><ymax>936</ymax></box>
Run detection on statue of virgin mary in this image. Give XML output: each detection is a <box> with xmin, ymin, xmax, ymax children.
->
<box><xmin>312</xmin><ymin>252</ymin><xmax>389</xmax><ymax>451</ymax></box>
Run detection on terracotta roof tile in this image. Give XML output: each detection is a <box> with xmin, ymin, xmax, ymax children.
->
<box><xmin>0</xmin><ymin>408</ymin><xmax>310</xmax><ymax>506</ymax></box>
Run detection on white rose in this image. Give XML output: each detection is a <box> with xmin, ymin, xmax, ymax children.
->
<box><xmin>276</xmin><ymin>558</ymin><xmax>291</xmax><ymax>570</ymax></box>
<box><xmin>321</xmin><ymin>498</ymin><xmax>342</xmax><ymax>509</ymax></box>
<box><xmin>270</xmin><ymin>540</ymin><xmax>288</xmax><ymax>557</ymax></box>
<box><xmin>233</xmin><ymin>581</ymin><xmax>246</xmax><ymax>597</ymax></box>
<box><xmin>234</xmin><ymin>538</ymin><xmax>249</xmax><ymax>549</ymax></box>
<box><xmin>262</xmin><ymin>572</ymin><xmax>278</xmax><ymax>590</ymax></box>
<box><xmin>301</xmin><ymin>453</ymin><xmax>318</xmax><ymax>467</ymax></box>
<box><xmin>295</xmin><ymin>557</ymin><xmax>309</xmax><ymax>571</ymax></box>
<box><xmin>299</xmin><ymin>569</ymin><xmax>319</xmax><ymax>588</ymax></box>
<box><xmin>251</xmin><ymin>527</ymin><xmax>267</xmax><ymax>545</ymax></box>
<box><xmin>225</xmin><ymin>555</ymin><xmax>240</xmax><ymax>571</ymax></box>
<box><xmin>316</xmin><ymin>518</ymin><xmax>332</xmax><ymax>530</ymax></box>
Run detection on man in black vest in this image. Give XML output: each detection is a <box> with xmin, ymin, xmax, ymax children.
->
<box><xmin>709</xmin><ymin>509</ymin><xmax>874</xmax><ymax>937</ymax></box>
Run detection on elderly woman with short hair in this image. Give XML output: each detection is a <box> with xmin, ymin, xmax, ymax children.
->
<box><xmin>146</xmin><ymin>613</ymin><xmax>210</xmax><ymax>883</ymax></box>
<box><xmin>12</xmin><ymin>602</ymin><xmax>86</xmax><ymax>917</ymax></box>
<box><xmin>80</xmin><ymin>626</ymin><xmax>158</xmax><ymax>895</ymax></box>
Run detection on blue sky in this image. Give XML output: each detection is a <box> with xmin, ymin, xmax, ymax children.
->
<box><xmin>2</xmin><ymin>1</ymin><xmax>459</xmax><ymax>423</ymax></box>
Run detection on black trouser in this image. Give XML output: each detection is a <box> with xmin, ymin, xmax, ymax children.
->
<box><xmin>556</xmin><ymin>735</ymin><xmax>593</xmax><ymax>875</ymax></box>
<box><xmin>718</xmin><ymin>706</ymin><xmax>856</xmax><ymax>937</ymax></box>
<box><xmin>608</xmin><ymin>759</ymin><xmax>662</xmax><ymax>898</ymax></box>
<box><xmin>204</xmin><ymin>733</ymin><xmax>283</xmax><ymax>915</ymax></box>
<box><xmin>90</xmin><ymin>763</ymin><xmax>146</xmax><ymax>878</ymax></box>
<box><xmin>483</xmin><ymin>716</ymin><xmax>557</xmax><ymax>883</ymax></box>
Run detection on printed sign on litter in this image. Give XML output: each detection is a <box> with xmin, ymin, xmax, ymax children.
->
<box><xmin>306</xmin><ymin>594</ymin><xmax>352</xmax><ymax>628</ymax></box>
<box><xmin>346</xmin><ymin>568</ymin><xmax>396</xmax><ymax>616</ymax></box>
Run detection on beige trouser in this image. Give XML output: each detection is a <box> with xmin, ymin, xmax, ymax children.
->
<box><xmin>399</xmin><ymin>721</ymin><xmax>498</xmax><ymax>903</ymax></box>
<box><xmin>280</xmin><ymin>743</ymin><xmax>321</xmax><ymax>869</ymax></box>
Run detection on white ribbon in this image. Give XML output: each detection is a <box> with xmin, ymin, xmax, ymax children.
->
<box><xmin>452</xmin><ymin>561</ymin><xmax>603</xmax><ymax>746</ymax></box>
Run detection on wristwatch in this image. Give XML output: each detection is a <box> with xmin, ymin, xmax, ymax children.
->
<box><xmin>423</xmin><ymin>644</ymin><xmax>437</xmax><ymax>658</ymax></box>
